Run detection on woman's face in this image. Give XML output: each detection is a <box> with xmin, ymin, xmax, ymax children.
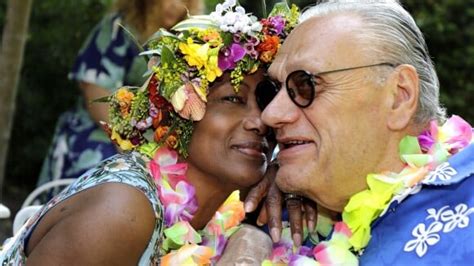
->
<box><xmin>187</xmin><ymin>70</ymin><xmax>270</xmax><ymax>188</ymax></box>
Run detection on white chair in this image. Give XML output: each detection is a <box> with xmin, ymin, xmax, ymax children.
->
<box><xmin>0</xmin><ymin>203</ymin><xmax>11</xmax><ymax>219</ymax></box>
<box><xmin>12</xmin><ymin>178</ymin><xmax>76</xmax><ymax>235</ymax></box>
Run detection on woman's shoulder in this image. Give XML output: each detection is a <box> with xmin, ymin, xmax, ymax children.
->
<box><xmin>24</xmin><ymin>180</ymin><xmax>159</xmax><ymax>265</ymax></box>
<box><xmin>21</xmin><ymin>153</ymin><xmax>163</xmax><ymax>264</ymax></box>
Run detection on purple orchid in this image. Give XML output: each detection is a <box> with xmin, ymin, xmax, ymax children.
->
<box><xmin>269</xmin><ymin>16</ymin><xmax>285</xmax><ymax>35</ymax></box>
<box><xmin>218</xmin><ymin>43</ymin><xmax>246</xmax><ymax>70</ymax></box>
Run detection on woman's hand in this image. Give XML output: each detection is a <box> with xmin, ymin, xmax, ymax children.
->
<box><xmin>244</xmin><ymin>162</ymin><xmax>317</xmax><ymax>246</ymax></box>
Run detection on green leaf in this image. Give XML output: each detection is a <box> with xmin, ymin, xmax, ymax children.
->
<box><xmin>143</xmin><ymin>29</ymin><xmax>180</xmax><ymax>48</ymax></box>
<box><xmin>172</xmin><ymin>15</ymin><xmax>218</xmax><ymax>32</ymax></box>
<box><xmin>221</xmin><ymin>32</ymin><xmax>233</xmax><ymax>46</ymax></box>
<box><xmin>269</xmin><ymin>1</ymin><xmax>291</xmax><ymax>17</ymax></box>
<box><xmin>160</xmin><ymin>45</ymin><xmax>176</xmax><ymax>66</ymax></box>
<box><xmin>117</xmin><ymin>23</ymin><xmax>144</xmax><ymax>54</ymax></box>
<box><xmin>91</xmin><ymin>95</ymin><xmax>111</xmax><ymax>103</ymax></box>
<box><xmin>399</xmin><ymin>136</ymin><xmax>421</xmax><ymax>158</ymax></box>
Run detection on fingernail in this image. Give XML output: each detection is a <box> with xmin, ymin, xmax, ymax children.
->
<box><xmin>293</xmin><ymin>233</ymin><xmax>302</xmax><ymax>247</ymax></box>
<box><xmin>244</xmin><ymin>202</ymin><xmax>254</xmax><ymax>213</ymax></box>
<box><xmin>256</xmin><ymin>219</ymin><xmax>264</xmax><ymax>226</ymax></box>
<box><xmin>308</xmin><ymin>220</ymin><xmax>315</xmax><ymax>232</ymax></box>
<box><xmin>270</xmin><ymin>228</ymin><xmax>280</xmax><ymax>243</ymax></box>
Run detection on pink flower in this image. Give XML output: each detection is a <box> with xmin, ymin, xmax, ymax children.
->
<box><xmin>419</xmin><ymin>115</ymin><xmax>472</xmax><ymax>154</ymax></box>
<box><xmin>149</xmin><ymin>147</ymin><xmax>198</xmax><ymax>226</ymax></box>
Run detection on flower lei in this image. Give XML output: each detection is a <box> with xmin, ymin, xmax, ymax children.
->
<box><xmin>147</xmin><ymin>146</ymin><xmax>245</xmax><ymax>265</ymax></box>
<box><xmin>264</xmin><ymin>115</ymin><xmax>473</xmax><ymax>265</ymax></box>
<box><xmin>103</xmin><ymin>0</ymin><xmax>299</xmax><ymax>157</ymax></box>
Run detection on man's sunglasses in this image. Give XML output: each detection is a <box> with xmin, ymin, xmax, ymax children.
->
<box><xmin>256</xmin><ymin>62</ymin><xmax>396</xmax><ymax>110</ymax></box>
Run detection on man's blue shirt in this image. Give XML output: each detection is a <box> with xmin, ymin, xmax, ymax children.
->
<box><xmin>361</xmin><ymin>143</ymin><xmax>474</xmax><ymax>265</ymax></box>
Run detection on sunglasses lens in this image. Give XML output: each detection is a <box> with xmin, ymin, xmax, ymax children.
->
<box><xmin>287</xmin><ymin>71</ymin><xmax>315</xmax><ymax>107</ymax></box>
<box><xmin>256</xmin><ymin>79</ymin><xmax>279</xmax><ymax>111</ymax></box>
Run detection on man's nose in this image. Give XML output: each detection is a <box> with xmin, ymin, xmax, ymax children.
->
<box><xmin>261</xmin><ymin>87</ymin><xmax>299</xmax><ymax>129</ymax></box>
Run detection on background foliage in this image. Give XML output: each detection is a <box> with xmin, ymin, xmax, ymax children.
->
<box><xmin>1</xmin><ymin>0</ymin><xmax>473</xmax><ymax>193</ymax></box>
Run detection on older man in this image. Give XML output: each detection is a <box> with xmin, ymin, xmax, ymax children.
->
<box><xmin>254</xmin><ymin>0</ymin><xmax>473</xmax><ymax>264</ymax></box>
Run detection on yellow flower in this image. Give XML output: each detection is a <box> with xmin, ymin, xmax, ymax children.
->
<box><xmin>179</xmin><ymin>38</ymin><xmax>223</xmax><ymax>83</ymax></box>
<box><xmin>179</xmin><ymin>38</ymin><xmax>209</xmax><ymax>69</ymax></box>
<box><xmin>204</xmin><ymin>47</ymin><xmax>222</xmax><ymax>82</ymax></box>
<box><xmin>116</xmin><ymin>87</ymin><xmax>134</xmax><ymax>103</ymax></box>
<box><xmin>111</xmin><ymin>130</ymin><xmax>136</xmax><ymax>151</ymax></box>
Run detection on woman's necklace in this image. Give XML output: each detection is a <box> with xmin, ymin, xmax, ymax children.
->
<box><xmin>264</xmin><ymin>115</ymin><xmax>473</xmax><ymax>265</ymax></box>
<box><xmin>145</xmin><ymin>146</ymin><xmax>245</xmax><ymax>265</ymax></box>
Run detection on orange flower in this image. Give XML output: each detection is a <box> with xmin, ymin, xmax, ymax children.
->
<box><xmin>165</xmin><ymin>134</ymin><xmax>178</xmax><ymax>149</ymax></box>
<box><xmin>117</xmin><ymin>87</ymin><xmax>134</xmax><ymax>103</ymax></box>
<box><xmin>154</xmin><ymin>126</ymin><xmax>170</xmax><ymax>142</ymax></box>
<box><xmin>256</xmin><ymin>35</ymin><xmax>280</xmax><ymax>63</ymax></box>
<box><xmin>116</xmin><ymin>88</ymin><xmax>135</xmax><ymax>116</ymax></box>
<box><xmin>202</xmin><ymin>29</ymin><xmax>222</xmax><ymax>46</ymax></box>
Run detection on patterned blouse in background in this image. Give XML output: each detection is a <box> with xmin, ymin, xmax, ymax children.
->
<box><xmin>1</xmin><ymin>153</ymin><xmax>163</xmax><ymax>265</ymax></box>
<box><xmin>37</xmin><ymin>13</ymin><xmax>148</xmax><ymax>186</ymax></box>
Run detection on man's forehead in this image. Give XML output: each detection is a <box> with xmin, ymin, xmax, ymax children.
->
<box><xmin>268</xmin><ymin>21</ymin><xmax>327</xmax><ymax>80</ymax></box>
<box><xmin>269</xmin><ymin>13</ymin><xmax>365</xmax><ymax>80</ymax></box>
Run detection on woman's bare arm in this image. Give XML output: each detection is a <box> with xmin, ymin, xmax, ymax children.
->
<box><xmin>79</xmin><ymin>81</ymin><xmax>111</xmax><ymax>125</ymax></box>
<box><xmin>26</xmin><ymin>183</ymin><xmax>156</xmax><ymax>265</ymax></box>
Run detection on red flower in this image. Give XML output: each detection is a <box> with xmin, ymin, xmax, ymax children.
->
<box><xmin>152</xmin><ymin>109</ymin><xmax>171</xmax><ymax>129</ymax></box>
<box><xmin>148</xmin><ymin>75</ymin><xmax>172</xmax><ymax>111</ymax></box>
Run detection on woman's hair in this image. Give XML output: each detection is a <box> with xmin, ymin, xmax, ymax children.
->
<box><xmin>301</xmin><ymin>0</ymin><xmax>446</xmax><ymax>124</ymax></box>
<box><xmin>113</xmin><ymin>0</ymin><xmax>203</xmax><ymax>39</ymax></box>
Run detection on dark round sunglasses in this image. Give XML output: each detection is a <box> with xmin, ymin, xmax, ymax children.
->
<box><xmin>255</xmin><ymin>62</ymin><xmax>396</xmax><ymax>110</ymax></box>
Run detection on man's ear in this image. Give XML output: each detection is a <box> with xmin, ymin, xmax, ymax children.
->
<box><xmin>387</xmin><ymin>64</ymin><xmax>419</xmax><ymax>131</ymax></box>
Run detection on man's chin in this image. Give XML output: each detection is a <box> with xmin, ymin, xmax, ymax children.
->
<box><xmin>275</xmin><ymin>171</ymin><xmax>302</xmax><ymax>194</ymax></box>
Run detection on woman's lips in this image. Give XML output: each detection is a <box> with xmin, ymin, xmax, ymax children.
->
<box><xmin>231</xmin><ymin>141</ymin><xmax>268</xmax><ymax>158</ymax></box>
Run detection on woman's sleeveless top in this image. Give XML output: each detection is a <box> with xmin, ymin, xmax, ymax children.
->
<box><xmin>1</xmin><ymin>153</ymin><xmax>164</xmax><ymax>265</ymax></box>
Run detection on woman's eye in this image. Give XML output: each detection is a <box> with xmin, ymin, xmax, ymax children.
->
<box><xmin>222</xmin><ymin>95</ymin><xmax>245</xmax><ymax>104</ymax></box>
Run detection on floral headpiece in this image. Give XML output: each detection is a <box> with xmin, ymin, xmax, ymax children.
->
<box><xmin>105</xmin><ymin>0</ymin><xmax>299</xmax><ymax>157</ymax></box>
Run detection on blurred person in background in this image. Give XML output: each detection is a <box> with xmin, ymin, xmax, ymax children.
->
<box><xmin>37</xmin><ymin>0</ymin><xmax>203</xmax><ymax>186</ymax></box>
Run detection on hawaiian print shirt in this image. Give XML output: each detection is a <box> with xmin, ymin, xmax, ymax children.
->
<box><xmin>38</xmin><ymin>12</ymin><xmax>148</xmax><ymax>186</ymax></box>
<box><xmin>361</xmin><ymin>143</ymin><xmax>474</xmax><ymax>265</ymax></box>
<box><xmin>1</xmin><ymin>153</ymin><xmax>163</xmax><ymax>265</ymax></box>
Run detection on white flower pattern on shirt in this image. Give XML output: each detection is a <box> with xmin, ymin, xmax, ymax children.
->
<box><xmin>440</xmin><ymin>203</ymin><xmax>474</xmax><ymax>233</ymax></box>
<box><xmin>404</xmin><ymin>221</ymin><xmax>443</xmax><ymax>257</ymax></box>
<box><xmin>423</xmin><ymin>162</ymin><xmax>457</xmax><ymax>183</ymax></box>
<box><xmin>404</xmin><ymin>203</ymin><xmax>474</xmax><ymax>257</ymax></box>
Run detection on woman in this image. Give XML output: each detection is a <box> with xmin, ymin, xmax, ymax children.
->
<box><xmin>1</xmin><ymin>1</ymin><xmax>299</xmax><ymax>264</ymax></box>
<box><xmin>38</xmin><ymin>0</ymin><xmax>203</xmax><ymax>185</ymax></box>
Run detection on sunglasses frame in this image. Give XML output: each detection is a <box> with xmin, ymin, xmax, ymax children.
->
<box><xmin>256</xmin><ymin>62</ymin><xmax>396</xmax><ymax>109</ymax></box>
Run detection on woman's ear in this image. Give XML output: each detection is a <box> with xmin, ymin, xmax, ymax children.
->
<box><xmin>387</xmin><ymin>64</ymin><xmax>419</xmax><ymax>131</ymax></box>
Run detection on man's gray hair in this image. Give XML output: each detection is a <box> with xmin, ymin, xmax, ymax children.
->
<box><xmin>300</xmin><ymin>0</ymin><xmax>446</xmax><ymax>124</ymax></box>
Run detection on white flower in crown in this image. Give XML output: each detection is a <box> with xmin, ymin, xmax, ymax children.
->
<box><xmin>210</xmin><ymin>0</ymin><xmax>262</xmax><ymax>35</ymax></box>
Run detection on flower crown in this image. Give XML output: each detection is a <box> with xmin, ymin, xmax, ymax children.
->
<box><xmin>105</xmin><ymin>0</ymin><xmax>299</xmax><ymax>157</ymax></box>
